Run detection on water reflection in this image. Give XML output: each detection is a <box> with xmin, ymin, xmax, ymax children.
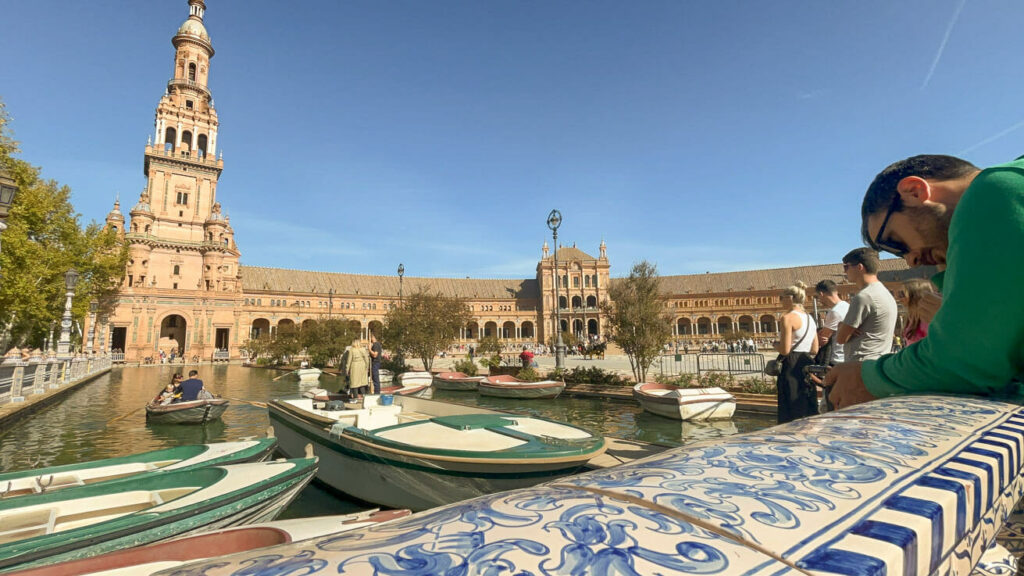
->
<box><xmin>0</xmin><ymin>365</ymin><xmax>775</xmax><ymax>515</ymax></box>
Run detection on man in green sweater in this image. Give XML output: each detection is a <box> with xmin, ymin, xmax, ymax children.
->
<box><xmin>826</xmin><ymin>154</ymin><xmax>1024</xmax><ymax>408</ymax></box>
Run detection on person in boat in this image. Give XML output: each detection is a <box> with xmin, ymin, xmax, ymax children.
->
<box><xmin>155</xmin><ymin>384</ymin><xmax>178</xmax><ymax>405</ymax></box>
<box><xmin>344</xmin><ymin>339</ymin><xmax>370</xmax><ymax>401</ymax></box>
<box><xmin>773</xmin><ymin>282</ymin><xmax>819</xmax><ymax>424</ymax></box>
<box><xmin>827</xmin><ymin>154</ymin><xmax>1024</xmax><ymax>408</ymax></box>
<box><xmin>178</xmin><ymin>369</ymin><xmax>205</xmax><ymax>402</ymax></box>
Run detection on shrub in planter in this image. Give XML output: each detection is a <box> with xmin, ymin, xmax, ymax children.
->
<box><xmin>560</xmin><ymin>366</ymin><xmax>630</xmax><ymax>386</ymax></box>
<box><xmin>517</xmin><ymin>367</ymin><xmax>542</xmax><ymax>382</ymax></box>
<box><xmin>452</xmin><ymin>357</ymin><xmax>477</xmax><ymax>376</ymax></box>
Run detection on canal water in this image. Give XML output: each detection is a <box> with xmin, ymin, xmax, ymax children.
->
<box><xmin>0</xmin><ymin>364</ymin><xmax>775</xmax><ymax>517</ymax></box>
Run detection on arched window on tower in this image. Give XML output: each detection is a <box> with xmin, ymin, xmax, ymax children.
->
<box><xmin>197</xmin><ymin>134</ymin><xmax>208</xmax><ymax>158</ymax></box>
<box><xmin>188</xmin><ymin>63</ymin><xmax>197</xmax><ymax>82</ymax></box>
<box><xmin>173</xmin><ymin>265</ymin><xmax>180</xmax><ymax>275</ymax></box>
<box><xmin>181</xmin><ymin>131</ymin><xmax>192</xmax><ymax>154</ymax></box>
<box><xmin>164</xmin><ymin>127</ymin><xmax>176</xmax><ymax>151</ymax></box>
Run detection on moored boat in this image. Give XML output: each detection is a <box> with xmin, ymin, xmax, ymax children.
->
<box><xmin>131</xmin><ymin>396</ymin><xmax>1024</xmax><ymax>576</ymax></box>
<box><xmin>633</xmin><ymin>383</ymin><xmax>735</xmax><ymax>421</ymax></box>
<box><xmin>0</xmin><ymin>458</ymin><xmax>318</xmax><ymax>573</ymax></box>
<box><xmin>395</xmin><ymin>370</ymin><xmax>432</xmax><ymax>387</ymax></box>
<box><xmin>0</xmin><ymin>439</ymin><xmax>277</xmax><ymax>500</ymax></box>
<box><xmin>145</xmin><ymin>399</ymin><xmax>229</xmax><ymax>424</ymax></box>
<box><xmin>5</xmin><ymin>508</ymin><xmax>410</xmax><ymax>576</ymax></box>
<box><xmin>269</xmin><ymin>394</ymin><xmax>605</xmax><ymax>510</ymax></box>
<box><xmin>478</xmin><ymin>374</ymin><xmax>565</xmax><ymax>399</ymax></box>
<box><xmin>433</xmin><ymin>371</ymin><xmax>484</xmax><ymax>391</ymax></box>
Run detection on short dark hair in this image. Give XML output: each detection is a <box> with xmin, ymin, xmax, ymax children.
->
<box><xmin>815</xmin><ymin>279</ymin><xmax>838</xmax><ymax>295</ymax></box>
<box><xmin>842</xmin><ymin>247</ymin><xmax>881</xmax><ymax>274</ymax></box>
<box><xmin>861</xmin><ymin>155</ymin><xmax>977</xmax><ymax>247</ymax></box>
<box><xmin>188</xmin><ymin>369</ymin><xmax>199</xmax><ymax>377</ymax></box>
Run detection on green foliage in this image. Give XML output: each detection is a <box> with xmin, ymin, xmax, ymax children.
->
<box><xmin>548</xmin><ymin>330</ymin><xmax>577</xmax><ymax>349</ymax></box>
<box><xmin>266</xmin><ymin>323</ymin><xmax>301</xmax><ymax>365</ymax></box>
<box><xmin>475</xmin><ymin>335</ymin><xmax>503</xmax><ymax>368</ymax></box>
<box><xmin>557</xmin><ymin>366</ymin><xmax>631</xmax><ymax>386</ymax></box>
<box><xmin>382</xmin><ymin>289</ymin><xmax>473</xmax><ymax>372</ymax></box>
<box><xmin>0</xmin><ymin>102</ymin><xmax>128</xmax><ymax>348</ymax></box>
<box><xmin>452</xmin><ymin>357</ymin><xmax>477</xmax><ymax>376</ymax></box>
<box><xmin>300</xmin><ymin>318</ymin><xmax>358</xmax><ymax>367</ymax></box>
<box><xmin>241</xmin><ymin>334</ymin><xmax>272</xmax><ymax>361</ymax></box>
<box><xmin>602</xmin><ymin>261</ymin><xmax>673</xmax><ymax>384</ymax></box>
<box><xmin>742</xmin><ymin>377</ymin><xmax>775</xmax><ymax>394</ymax></box>
<box><xmin>654</xmin><ymin>371</ymin><xmax>774</xmax><ymax>394</ymax></box>
<box><xmin>516</xmin><ymin>366</ymin><xmax>541</xmax><ymax>382</ymax></box>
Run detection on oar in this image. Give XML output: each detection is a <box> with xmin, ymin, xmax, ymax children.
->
<box><xmin>106</xmin><ymin>405</ymin><xmax>147</xmax><ymax>425</ymax></box>
<box><xmin>222</xmin><ymin>397</ymin><xmax>268</xmax><ymax>408</ymax></box>
<box><xmin>271</xmin><ymin>370</ymin><xmax>296</xmax><ymax>381</ymax></box>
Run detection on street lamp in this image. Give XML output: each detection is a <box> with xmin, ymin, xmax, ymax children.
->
<box><xmin>57</xmin><ymin>268</ymin><xmax>79</xmax><ymax>357</ymax></box>
<box><xmin>546</xmin><ymin>209</ymin><xmax>565</xmax><ymax>370</ymax></box>
<box><xmin>397</xmin><ymin>263</ymin><xmax>405</xmax><ymax>305</ymax></box>
<box><xmin>0</xmin><ymin>169</ymin><xmax>17</xmax><ymax>280</ymax></box>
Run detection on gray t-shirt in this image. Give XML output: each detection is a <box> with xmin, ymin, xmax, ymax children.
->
<box><xmin>842</xmin><ymin>281</ymin><xmax>898</xmax><ymax>361</ymax></box>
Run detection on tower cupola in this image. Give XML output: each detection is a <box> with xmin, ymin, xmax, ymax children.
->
<box><xmin>105</xmin><ymin>198</ymin><xmax>124</xmax><ymax>237</ymax></box>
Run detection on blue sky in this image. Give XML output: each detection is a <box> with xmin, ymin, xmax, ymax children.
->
<box><xmin>2</xmin><ymin>0</ymin><xmax>1021</xmax><ymax>279</ymax></box>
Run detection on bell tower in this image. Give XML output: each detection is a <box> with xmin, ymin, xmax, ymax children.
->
<box><xmin>106</xmin><ymin>0</ymin><xmax>242</xmax><ymax>362</ymax></box>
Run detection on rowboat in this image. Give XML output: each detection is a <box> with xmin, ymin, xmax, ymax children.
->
<box><xmin>0</xmin><ymin>458</ymin><xmax>318</xmax><ymax>573</ymax></box>
<box><xmin>396</xmin><ymin>370</ymin><xmax>432</xmax><ymax>387</ymax></box>
<box><xmin>478</xmin><ymin>374</ymin><xmax>565</xmax><ymax>399</ymax></box>
<box><xmin>633</xmin><ymin>383</ymin><xmax>735</xmax><ymax>421</ymax></box>
<box><xmin>131</xmin><ymin>395</ymin><xmax>1024</xmax><ymax>576</ymax></box>
<box><xmin>269</xmin><ymin>393</ymin><xmax>605</xmax><ymax>510</ymax></box>
<box><xmin>295</xmin><ymin>367</ymin><xmax>322</xmax><ymax>381</ymax></box>
<box><xmin>0</xmin><ymin>439</ymin><xmax>277</xmax><ymax>500</ymax></box>
<box><xmin>382</xmin><ymin>382</ymin><xmax>433</xmax><ymax>399</ymax></box>
<box><xmin>6</xmin><ymin>508</ymin><xmax>410</xmax><ymax>576</ymax></box>
<box><xmin>433</xmin><ymin>371</ymin><xmax>484</xmax><ymax>391</ymax></box>
<box><xmin>145</xmin><ymin>399</ymin><xmax>229</xmax><ymax>424</ymax></box>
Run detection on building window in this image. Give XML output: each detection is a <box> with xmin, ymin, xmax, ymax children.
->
<box><xmin>188</xmin><ymin>63</ymin><xmax>197</xmax><ymax>81</ymax></box>
<box><xmin>176</xmin><ymin>192</ymin><xmax>189</xmax><ymax>205</ymax></box>
<box><xmin>585</xmin><ymin>275</ymin><xmax>590</xmax><ymax>287</ymax></box>
<box><xmin>173</xmin><ymin>283</ymin><xmax>178</xmax><ymax>289</ymax></box>
<box><xmin>173</xmin><ymin>265</ymin><xmax>180</xmax><ymax>275</ymax></box>
<box><xmin>573</xmin><ymin>276</ymin><xmax>580</xmax><ymax>288</ymax></box>
<box><xmin>186</xmin><ymin>100</ymin><xmax>194</xmax><ymax>110</ymax></box>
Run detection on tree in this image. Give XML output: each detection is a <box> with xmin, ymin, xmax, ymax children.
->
<box><xmin>476</xmin><ymin>335</ymin><xmax>503</xmax><ymax>368</ymax></box>
<box><xmin>241</xmin><ymin>334</ymin><xmax>272</xmax><ymax>362</ymax></box>
<box><xmin>0</xmin><ymin>102</ymin><xmax>128</xmax><ymax>348</ymax></box>
<box><xmin>602</xmin><ymin>261</ymin><xmax>673</xmax><ymax>383</ymax></box>
<box><xmin>382</xmin><ymin>289</ymin><xmax>473</xmax><ymax>371</ymax></box>
<box><xmin>266</xmin><ymin>323</ymin><xmax>302</xmax><ymax>365</ymax></box>
<box><xmin>300</xmin><ymin>318</ymin><xmax>359</xmax><ymax>367</ymax></box>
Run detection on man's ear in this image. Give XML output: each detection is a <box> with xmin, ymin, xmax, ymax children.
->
<box><xmin>896</xmin><ymin>176</ymin><xmax>931</xmax><ymax>207</ymax></box>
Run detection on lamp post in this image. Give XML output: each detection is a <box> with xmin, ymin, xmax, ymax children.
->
<box><xmin>327</xmin><ymin>288</ymin><xmax>333</xmax><ymax>319</ymax></box>
<box><xmin>397</xmin><ymin>263</ymin><xmax>405</xmax><ymax>305</ymax></box>
<box><xmin>86</xmin><ymin>301</ymin><xmax>98</xmax><ymax>354</ymax></box>
<box><xmin>546</xmin><ymin>209</ymin><xmax>565</xmax><ymax>370</ymax></box>
<box><xmin>57</xmin><ymin>268</ymin><xmax>79</xmax><ymax>357</ymax></box>
<box><xmin>0</xmin><ymin>170</ymin><xmax>17</xmax><ymax>280</ymax></box>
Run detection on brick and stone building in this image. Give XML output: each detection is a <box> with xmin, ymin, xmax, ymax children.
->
<box><xmin>85</xmin><ymin>1</ymin><xmax>930</xmax><ymax>362</ymax></box>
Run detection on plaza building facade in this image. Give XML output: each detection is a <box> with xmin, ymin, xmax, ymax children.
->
<box><xmin>85</xmin><ymin>1</ymin><xmax>929</xmax><ymax>362</ymax></box>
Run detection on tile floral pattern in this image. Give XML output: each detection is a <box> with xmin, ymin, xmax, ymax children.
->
<box><xmin>157</xmin><ymin>395</ymin><xmax>1024</xmax><ymax>576</ymax></box>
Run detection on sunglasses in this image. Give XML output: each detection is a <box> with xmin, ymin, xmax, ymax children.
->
<box><xmin>873</xmin><ymin>194</ymin><xmax>909</xmax><ymax>257</ymax></box>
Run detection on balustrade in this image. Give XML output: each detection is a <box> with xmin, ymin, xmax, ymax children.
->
<box><xmin>0</xmin><ymin>355</ymin><xmax>114</xmax><ymax>407</ymax></box>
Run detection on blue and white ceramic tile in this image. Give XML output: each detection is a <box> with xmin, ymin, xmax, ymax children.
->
<box><xmin>159</xmin><ymin>486</ymin><xmax>805</xmax><ymax>576</ymax></box>
<box><xmin>970</xmin><ymin>543</ymin><xmax>1018</xmax><ymax>575</ymax></box>
<box><xmin>154</xmin><ymin>396</ymin><xmax>1024</xmax><ymax>576</ymax></box>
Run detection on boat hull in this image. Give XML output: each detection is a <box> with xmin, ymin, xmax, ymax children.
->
<box><xmin>0</xmin><ymin>459</ymin><xmax>317</xmax><ymax>573</ymax></box>
<box><xmin>6</xmin><ymin>509</ymin><xmax>410</xmax><ymax>576</ymax></box>
<box><xmin>478</xmin><ymin>376</ymin><xmax>565</xmax><ymax>399</ymax></box>
<box><xmin>396</xmin><ymin>371</ymin><xmax>432</xmax><ymax>387</ymax></box>
<box><xmin>433</xmin><ymin>372</ymin><xmax>482</xmax><ymax>391</ymax></box>
<box><xmin>296</xmin><ymin>368</ymin><xmax>321</xmax><ymax>381</ymax></box>
<box><xmin>269</xmin><ymin>396</ymin><xmax>601</xmax><ymax>511</ymax></box>
<box><xmin>146</xmin><ymin>399</ymin><xmax>229</xmax><ymax>424</ymax></box>
<box><xmin>633</xmin><ymin>384</ymin><xmax>736</xmax><ymax>421</ymax></box>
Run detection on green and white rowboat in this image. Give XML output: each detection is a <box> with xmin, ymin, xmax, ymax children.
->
<box><xmin>0</xmin><ymin>439</ymin><xmax>277</xmax><ymax>500</ymax></box>
<box><xmin>270</xmin><ymin>394</ymin><xmax>605</xmax><ymax>511</ymax></box>
<box><xmin>0</xmin><ymin>458</ymin><xmax>317</xmax><ymax>573</ymax></box>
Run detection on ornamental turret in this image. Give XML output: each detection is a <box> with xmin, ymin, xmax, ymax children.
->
<box><xmin>105</xmin><ymin>198</ymin><xmax>124</xmax><ymax>237</ymax></box>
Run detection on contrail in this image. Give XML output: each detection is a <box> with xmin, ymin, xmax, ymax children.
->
<box><xmin>922</xmin><ymin>0</ymin><xmax>968</xmax><ymax>89</ymax></box>
<box><xmin>958</xmin><ymin>120</ymin><xmax>1024</xmax><ymax>156</ymax></box>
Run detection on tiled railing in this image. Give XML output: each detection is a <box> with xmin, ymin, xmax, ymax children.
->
<box><xmin>0</xmin><ymin>356</ymin><xmax>113</xmax><ymax>406</ymax></box>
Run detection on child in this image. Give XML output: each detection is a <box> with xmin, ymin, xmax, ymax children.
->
<box><xmin>154</xmin><ymin>384</ymin><xmax>178</xmax><ymax>405</ymax></box>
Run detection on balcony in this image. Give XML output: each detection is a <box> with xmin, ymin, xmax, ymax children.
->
<box><xmin>167</xmin><ymin>78</ymin><xmax>211</xmax><ymax>99</ymax></box>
